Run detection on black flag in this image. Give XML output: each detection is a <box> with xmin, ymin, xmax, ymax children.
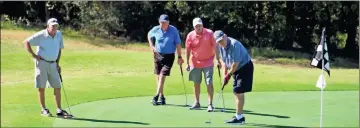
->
<box><xmin>311</xmin><ymin>28</ymin><xmax>330</xmax><ymax>77</ymax></box>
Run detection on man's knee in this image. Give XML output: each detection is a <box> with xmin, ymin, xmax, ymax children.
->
<box><xmin>38</xmin><ymin>88</ymin><xmax>45</xmax><ymax>93</ymax></box>
<box><xmin>53</xmin><ymin>88</ymin><xmax>61</xmax><ymax>95</ymax></box>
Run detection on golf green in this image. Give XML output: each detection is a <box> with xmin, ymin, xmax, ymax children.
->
<box><xmin>53</xmin><ymin>91</ymin><xmax>358</xmax><ymax>127</ymax></box>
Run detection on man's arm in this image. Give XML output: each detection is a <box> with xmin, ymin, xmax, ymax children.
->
<box><xmin>56</xmin><ymin>50</ymin><xmax>61</xmax><ymax>64</ymax></box>
<box><xmin>215</xmin><ymin>45</ymin><xmax>220</xmax><ymax>63</ymax></box>
<box><xmin>176</xmin><ymin>44</ymin><xmax>182</xmax><ymax>58</ymax></box>
<box><xmin>227</xmin><ymin>62</ymin><xmax>239</xmax><ymax>75</ymax></box>
<box><xmin>147</xmin><ymin>28</ymin><xmax>156</xmax><ymax>52</ymax></box>
<box><xmin>24</xmin><ymin>40</ymin><xmax>37</xmax><ymax>59</ymax></box>
<box><xmin>24</xmin><ymin>32</ymin><xmax>41</xmax><ymax>59</ymax></box>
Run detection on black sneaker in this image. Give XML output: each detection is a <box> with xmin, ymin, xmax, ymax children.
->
<box><xmin>151</xmin><ymin>96</ymin><xmax>159</xmax><ymax>105</ymax></box>
<box><xmin>225</xmin><ymin>116</ymin><xmax>245</xmax><ymax>124</ymax></box>
<box><xmin>159</xmin><ymin>96</ymin><xmax>166</xmax><ymax>105</ymax></box>
<box><xmin>189</xmin><ymin>103</ymin><xmax>201</xmax><ymax>110</ymax></box>
<box><xmin>40</xmin><ymin>109</ymin><xmax>53</xmax><ymax>117</ymax></box>
<box><xmin>56</xmin><ymin>110</ymin><xmax>73</xmax><ymax>118</ymax></box>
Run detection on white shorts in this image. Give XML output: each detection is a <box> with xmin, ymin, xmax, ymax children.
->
<box><xmin>34</xmin><ymin>59</ymin><xmax>61</xmax><ymax>88</ymax></box>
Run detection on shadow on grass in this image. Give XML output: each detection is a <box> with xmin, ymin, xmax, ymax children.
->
<box><xmin>165</xmin><ymin>103</ymin><xmax>289</xmax><ymax>119</ymax></box>
<box><xmin>223</xmin><ymin>110</ymin><xmax>290</xmax><ymax>119</ymax></box>
<box><xmin>68</xmin><ymin>117</ymin><xmax>150</xmax><ymax>125</ymax></box>
<box><xmin>244</xmin><ymin>123</ymin><xmax>306</xmax><ymax>128</ymax></box>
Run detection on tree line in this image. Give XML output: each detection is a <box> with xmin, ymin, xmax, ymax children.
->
<box><xmin>1</xmin><ymin>1</ymin><xmax>358</xmax><ymax>59</ymax></box>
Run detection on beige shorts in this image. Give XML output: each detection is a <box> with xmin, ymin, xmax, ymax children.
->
<box><xmin>34</xmin><ymin>60</ymin><xmax>61</xmax><ymax>88</ymax></box>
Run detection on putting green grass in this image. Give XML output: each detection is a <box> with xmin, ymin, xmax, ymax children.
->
<box><xmin>1</xmin><ymin>29</ymin><xmax>359</xmax><ymax>127</ymax></box>
<box><xmin>52</xmin><ymin>91</ymin><xmax>358</xmax><ymax>127</ymax></box>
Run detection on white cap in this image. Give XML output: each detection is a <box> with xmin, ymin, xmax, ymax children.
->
<box><xmin>47</xmin><ymin>18</ymin><xmax>59</xmax><ymax>26</ymax></box>
<box><xmin>192</xmin><ymin>17</ymin><xmax>203</xmax><ymax>27</ymax></box>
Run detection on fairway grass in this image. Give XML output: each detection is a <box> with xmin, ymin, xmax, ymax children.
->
<box><xmin>1</xmin><ymin>29</ymin><xmax>358</xmax><ymax>127</ymax></box>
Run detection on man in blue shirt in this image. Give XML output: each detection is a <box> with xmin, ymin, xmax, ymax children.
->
<box><xmin>148</xmin><ymin>14</ymin><xmax>184</xmax><ymax>105</ymax></box>
<box><xmin>213</xmin><ymin>30</ymin><xmax>254</xmax><ymax>124</ymax></box>
<box><xmin>23</xmin><ymin>18</ymin><xmax>72</xmax><ymax>118</ymax></box>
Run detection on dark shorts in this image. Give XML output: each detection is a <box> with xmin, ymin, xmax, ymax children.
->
<box><xmin>154</xmin><ymin>52</ymin><xmax>175</xmax><ymax>76</ymax></box>
<box><xmin>233</xmin><ymin>61</ymin><xmax>254</xmax><ymax>94</ymax></box>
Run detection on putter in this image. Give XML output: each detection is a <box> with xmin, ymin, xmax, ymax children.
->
<box><xmin>205</xmin><ymin>83</ymin><xmax>226</xmax><ymax>124</ymax></box>
<box><xmin>217</xmin><ymin>65</ymin><xmax>226</xmax><ymax>112</ymax></box>
<box><xmin>179</xmin><ymin>65</ymin><xmax>188</xmax><ymax>107</ymax></box>
<box><xmin>59</xmin><ymin>73</ymin><xmax>74</xmax><ymax>118</ymax></box>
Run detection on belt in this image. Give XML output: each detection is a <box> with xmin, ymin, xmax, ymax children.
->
<box><xmin>40</xmin><ymin>58</ymin><xmax>56</xmax><ymax>63</ymax></box>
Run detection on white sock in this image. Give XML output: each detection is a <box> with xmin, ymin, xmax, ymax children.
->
<box><xmin>57</xmin><ymin>108</ymin><xmax>62</xmax><ymax>113</ymax></box>
<box><xmin>41</xmin><ymin>107</ymin><xmax>47</xmax><ymax>111</ymax></box>
<box><xmin>235</xmin><ymin>114</ymin><xmax>243</xmax><ymax>120</ymax></box>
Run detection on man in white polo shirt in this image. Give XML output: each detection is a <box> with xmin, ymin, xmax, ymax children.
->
<box><xmin>23</xmin><ymin>18</ymin><xmax>71</xmax><ymax>118</ymax></box>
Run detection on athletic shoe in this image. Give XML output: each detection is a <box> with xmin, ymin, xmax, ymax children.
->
<box><xmin>207</xmin><ymin>104</ymin><xmax>214</xmax><ymax>112</ymax></box>
<box><xmin>40</xmin><ymin>109</ymin><xmax>52</xmax><ymax>117</ymax></box>
<box><xmin>56</xmin><ymin>110</ymin><xmax>72</xmax><ymax>118</ymax></box>
<box><xmin>159</xmin><ymin>95</ymin><xmax>166</xmax><ymax>105</ymax></box>
<box><xmin>151</xmin><ymin>96</ymin><xmax>159</xmax><ymax>105</ymax></box>
<box><xmin>225</xmin><ymin>116</ymin><xmax>245</xmax><ymax>124</ymax></box>
<box><xmin>189</xmin><ymin>103</ymin><xmax>201</xmax><ymax>110</ymax></box>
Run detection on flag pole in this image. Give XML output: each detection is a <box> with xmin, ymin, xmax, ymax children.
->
<box><xmin>320</xmin><ymin>29</ymin><xmax>325</xmax><ymax>128</ymax></box>
<box><xmin>320</xmin><ymin>57</ymin><xmax>324</xmax><ymax>128</ymax></box>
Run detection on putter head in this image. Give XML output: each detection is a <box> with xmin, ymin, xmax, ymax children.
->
<box><xmin>205</xmin><ymin>121</ymin><xmax>212</xmax><ymax>124</ymax></box>
<box><xmin>63</xmin><ymin>114</ymin><xmax>74</xmax><ymax>119</ymax></box>
<box><xmin>220</xmin><ymin>109</ymin><xmax>225</xmax><ymax>112</ymax></box>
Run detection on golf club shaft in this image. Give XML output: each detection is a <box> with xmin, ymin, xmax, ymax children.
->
<box><xmin>180</xmin><ymin>65</ymin><xmax>188</xmax><ymax>105</ymax></box>
<box><xmin>217</xmin><ymin>66</ymin><xmax>226</xmax><ymax>110</ymax></box>
<box><xmin>59</xmin><ymin>73</ymin><xmax>72</xmax><ymax>115</ymax></box>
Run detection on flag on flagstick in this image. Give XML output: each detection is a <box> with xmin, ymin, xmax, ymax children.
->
<box><xmin>311</xmin><ymin>27</ymin><xmax>331</xmax><ymax>89</ymax></box>
<box><xmin>310</xmin><ymin>27</ymin><xmax>330</xmax><ymax>128</ymax></box>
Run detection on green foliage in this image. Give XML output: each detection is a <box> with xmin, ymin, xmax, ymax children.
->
<box><xmin>336</xmin><ymin>32</ymin><xmax>347</xmax><ymax>49</ymax></box>
<box><xmin>1</xmin><ymin>1</ymin><xmax>359</xmax><ymax>59</ymax></box>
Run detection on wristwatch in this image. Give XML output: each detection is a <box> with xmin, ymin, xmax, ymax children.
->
<box><xmin>178</xmin><ymin>56</ymin><xmax>182</xmax><ymax>59</ymax></box>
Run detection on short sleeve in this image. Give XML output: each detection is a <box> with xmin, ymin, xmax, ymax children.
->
<box><xmin>148</xmin><ymin>27</ymin><xmax>156</xmax><ymax>38</ymax></box>
<box><xmin>26</xmin><ymin>31</ymin><xmax>43</xmax><ymax>46</ymax></box>
<box><xmin>174</xmin><ymin>28</ymin><xmax>181</xmax><ymax>45</ymax></box>
<box><xmin>232</xmin><ymin>43</ymin><xmax>241</xmax><ymax>63</ymax></box>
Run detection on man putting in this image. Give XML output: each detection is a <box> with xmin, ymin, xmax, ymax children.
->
<box><xmin>24</xmin><ymin>18</ymin><xmax>71</xmax><ymax>118</ymax></box>
<box><xmin>148</xmin><ymin>14</ymin><xmax>184</xmax><ymax>105</ymax></box>
<box><xmin>185</xmin><ymin>18</ymin><xmax>220</xmax><ymax>112</ymax></box>
<box><xmin>213</xmin><ymin>30</ymin><xmax>254</xmax><ymax>124</ymax></box>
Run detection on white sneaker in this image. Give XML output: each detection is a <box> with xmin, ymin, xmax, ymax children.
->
<box><xmin>207</xmin><ymin>105</ymin><xmax>214</xmax><ymax>112</ymax></box>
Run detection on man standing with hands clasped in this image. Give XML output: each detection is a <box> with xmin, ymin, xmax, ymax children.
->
<box><xmin>213</xmin><ymin>30</ymin><xmax>254</xmax><ymax>124</ymax></box>
<box><xmin>185</xmin><ymin>17</ymin><xmax>221</xmax><ymax>112</ymax></box>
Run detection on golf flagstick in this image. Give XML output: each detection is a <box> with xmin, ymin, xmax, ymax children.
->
<box><xmin>180</xmin><ymin>65</ymin><xmax>188</xmax><ymax>106</ymax></box>
<box><xmin>217</xmin><ymin>65</ymin><xmax>226</xmax><ymax>112</ymax></box>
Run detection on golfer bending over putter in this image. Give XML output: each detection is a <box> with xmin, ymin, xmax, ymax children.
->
<box><xmin>23</xmin><ymin>18</ymin><xmax>71</xmax><ymax>118</ymax></box>
<box><xmin>213</xmin><ymin>30</ymin><xmax>254</xmax><ymax>124</ymax></box>
<box><xmin>185</xmin><ymin>17</ymin><xmax>221</xmax><ymax>112</ymax></box>
<box><xmin>147</xmin><ymin>14</ymin><xmax>184</xmax><ymax>105</ymax></box>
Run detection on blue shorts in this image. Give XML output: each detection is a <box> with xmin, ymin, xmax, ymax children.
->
<box><xmin>232</xmin><ymin>61</ymin><xmax>254</xmax><ymax>94</ymax></box>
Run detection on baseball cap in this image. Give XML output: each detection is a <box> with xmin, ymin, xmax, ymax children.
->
<box><xmin>192</xmin><ymin>17</ymin><xmax>203</xmax><ymax>27</ymax></box>
<box><xmin>159</xmin><ymin>14</ymin><xmax>169</xmax><ymax>22</ymax></box>
<box><xmin>47</xmin><ymin>18</ymin><xmax>59</xmax><ymax>26</ymax></box>
<box><xmin>213</xmin><ymin>30</ymin><xmax>225</xmax><ymax>42</ymax></box>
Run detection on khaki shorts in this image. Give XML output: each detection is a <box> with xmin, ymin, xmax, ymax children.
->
<box><xmin>34</xmin><ymin>60</ymin><xmax>61</xmax><ymax>88</ymax></box>
<box><xmin>188</xmin><ymin>66</ymin><xmax>214</xmax><ymax>85</ymax></box>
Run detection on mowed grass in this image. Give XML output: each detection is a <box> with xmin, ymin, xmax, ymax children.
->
<box><xmin>1</xmin><ymin>29</ymin><xmax>359</xmax><ymax>127</ymax></box>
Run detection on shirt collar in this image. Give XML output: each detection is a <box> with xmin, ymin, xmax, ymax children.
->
<box><xmin>44</xmin><ymin>29</ymin><xmax>50</xmax><ymax>37</ymax></box>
